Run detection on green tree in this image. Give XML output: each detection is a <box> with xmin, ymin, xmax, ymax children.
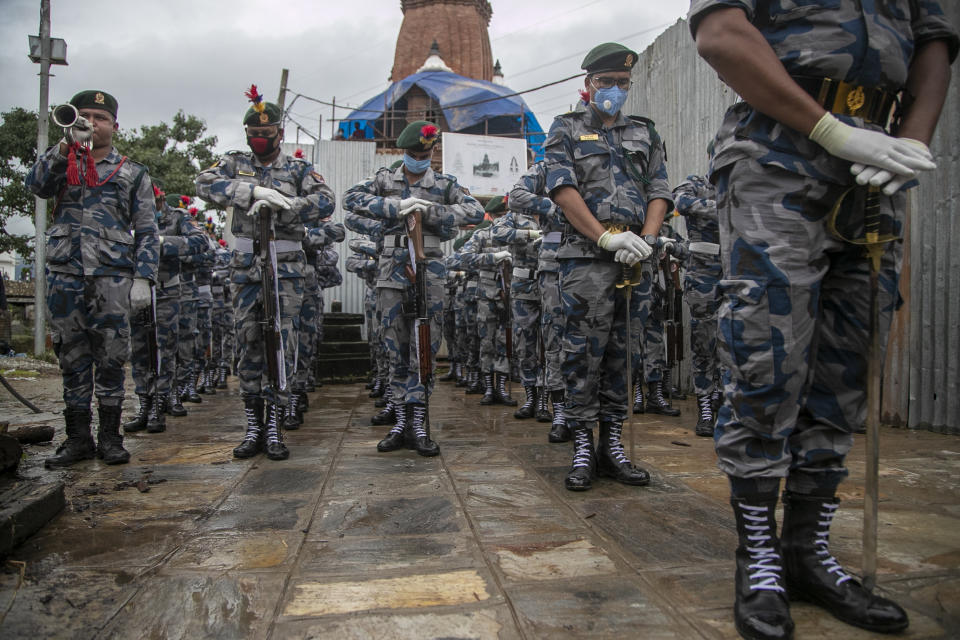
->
<box><xmin>114</xmin><ymin>110</ymin><xmax>218</xmax><ymax>198</ymax></box>
<box><xmin>0</xmin><ymin>107</ymin><xmax>52</xmax><ymax>260</ymax></box>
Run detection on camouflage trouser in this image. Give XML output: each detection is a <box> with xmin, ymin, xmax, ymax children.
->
<box><xmin>684</xmin><ymin>253</ymin><xmax>722</xmax><ymax>396</ymax></box>
<box><xmin>559</xmin><ymin>259</ymin><xmax>632</xmax><ymax>424</ymax></box>
<box><xmin>294</xmin><ymin>272</ymin><xmax>320</xmax><ymax>392</ymax></box>
<box><xmin>442</xmin><ymin>289</ymin><xmax>458</xmax><ymax>366</ymax></box>
<box><xmin>232</xmin><ymin>276</ymin><xmax>304</xmax><ymax>406</ymax></box>
<box><xmin>714</xmin><ymin>161</ymin><xmax>903</xmax><ymax>493</ymax></box>
<box><xmin>628</xmin><ymin>261</ymin><xmax>664</xmax><ymax>383</ymax></box>
<box><xmin>378</xmin><ymin>274</ymin><xmax>444</xmax><ymax>404</ymax></box>
<box><xmin>364</xmin><ymin>289</ymin><xmax>385</xmax><ymax>379</ymax></box>
<box><xmin>176</xmin><ymin>282</ymin><xmax>199</xmax><ymax>390</ymax></box>
<box><xmin>196</xmin><ymin>295</ymin><xmax>212</xmax><ymax>368</ymax></box>
<box><xmin>211</xmin><ymin>299</ymin><xmax>233</xmax><ymax>371</ymax></box>
<box><xmin>538</xmin><ymin>271</ymin><xmax>564</xmax><ymax>392</ymax></box>
<box><xmin>46</xmin><ymin>273</ymin><xmax>132</xmax><ymax>408</ymax></box>
<box><xmin>477</xmin><ymin>284</ymin><xmax>509</xmax><ymax>375</ymax></box>
<box><xmin>513</xmin><ymin>294</ymin><xmax>541</xmax><ymax>387</ymax></box>
<box><xmin>462</xmin><ymin>290</ymin><xmax>480</xmax><ymax>371</ymax></box>
<box><xmin>129</xmin><ymin>283</ymin><xmax>180</xmax><ymax>396</ymax></box>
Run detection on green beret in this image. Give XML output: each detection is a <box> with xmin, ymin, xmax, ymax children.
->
<box><xmin>484</xmin><ymin>196</ymin><xmax>507</xmax><ymax>215</ymax></box>
<box><xmin>581</xmin><ymin>43</ymin><xmax>638</xmax><ymax>74</ymax></box>
<box><xmin>165</xmin><ymin>194</ymin><xmax>193</xmax><ymax>208</ymax></box>
<box><xmin>243</xmin><ymin>101</ymin><xmax>283</xmax><ymax>126</ymax></box>
<box><xmin>389</xmin><ymin>159</ymin><xmax>404</xmax><ymax>170</ymax></box>
<box><xmin>69</xmin><ymin>90</ymin><xmax>118</xmax><ymax>119</ymax></box>
<box><xmin>396</xmin><ymin>120</ymin><xmax>440</xmax><ymax>151</ymax></box>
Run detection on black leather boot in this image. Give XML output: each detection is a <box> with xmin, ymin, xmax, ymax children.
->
<box><xmin>408</xmin><ymin>403</ymin><xmax>439</xmax><ymax>457</ymax></box>
<box><xmin>147</xmin><ymin>393</ymin><xmax>166</xmax><ymax>433</ymax></box>
<box><xmin>514</xmin><ymin>386</ymin><xmax>536</xmax><ymax>419</ymax></box>
<box><xmin>377</xmin><ymin>402</ymin><xmax>408</xmax><ymax>452</ymax></box>
<box><xmin>547</xmin><ymin>390</ymin><xmax>570</xmax><ymax>443</ymax></box>
<box><xmin>233</xmin><ymin>396</ymin><xmax>264</xmax><ymax>459</ymax></box>
<box><xmin>597</xmin><ymin>419</ymin><xmax>650</xmax><ymax>485</ymax></box>
<box><xmin>216</xmin><ymin>366</ymin><xmax>228</xmax><ymax>389</ymax></box>
<box><xmin>168</xmin><ymin>390</ymin><xmax>188</xmax><ymax>417</ymax></box>
<box><xmin>374</xmin><ymin>384</ymin><xmax>390</xmax><ymax>408</ymax></box>
<box><xmin>203</xmin><ymin>368</ymin><xmax>216</xmax><ymax>395</ymax></box>
<box><xmin>564</xmin><ymin>422</ymin><xmax>596</xmax><ymax>491</ymax></box>
<box><xmin>370</xmin><ymin>400</ymin><xmax>397</xmax><ymax>425</ymax></box>
<box><xmin>183</xmin><ymin>377</ymin><xmax>202</xmax><ymax>403</ymax></box>
<box><xmin>781</xmin><ymin>492</ymin><xmax>908</xmax><ymax>633</ymax></box>
<box><xmin>480</xmin><ymin>372</ymin><xmax>496</xmax><ymax>405</ymax></box>
<box><xmin>632</xmin><ymin>381</ymin><xmax>645</xmax><ymax>414</ymax></box>
<box><xmin>535</xmin><ymin>387</ymin><xmax>552</xmax><ymax>422</ymax></box>
<box><xmin>123</xmin><ymin>394</ymin><xmax>150</xmax><ymax>433</ymax></box>
<box><xmin>466</xmin><ymin>369</ymin><xmax>484</xmax><ymax>395</ymax></box>
<box><xmin>646</xmin><ymin>380</ymin><xmax>680</xmax><ymax>416</ymax></box>
<box><xmin>712</xmin><ymin>387</ymin><xmax>723</xmax><ymax>427</ymax></box>
<box><xmin>455</xmin><ymin>363</ymin><xmax>467</xmax><ymax>387</ymax></box>
<box><xmin>368</xmin><ymin>377</ymin><xmax>384</xmax><ymax>398</ymax></box>
<box><xmin>731</xmin><ymin>494</ymin><xmax>794</xmax><ymax>640</ymax></box>
<box><xmin>284</xmin><ymin>393</ymin><xmax>301</xmax><ymax>430</ymax></box>
<box><xmin>695</xmin><ymin>394</ymin><xmax>715</xmax><ymax>437</ymax></box>
<box><xmin>298</xmin><ymin>390</ymin><xmax>308</xmax><ymax>414</ymax></box>
<box><xmin>96</xmin><ymin>404</ymin><xmax>130</xmax><ymax>465</ymax></box>
<box><xmin>264</xmin><ymin>402</ymin><xmax>289</xmax><ymax>461</ymax></box>
<box><xmin>495</xmin><ymin>373</ymin><xmax>517</xmax><ymax>406</ymax></box>
<box><xmin>45</xmin><ymin>406</ymin><xmax>96</xmax><ymax>468</ymax></box>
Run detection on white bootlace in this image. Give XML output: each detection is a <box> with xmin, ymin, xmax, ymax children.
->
<box><xmin>265</xmin><ymin>405</ymin><xmax>282</xmax><ymax>445</ymax></box>
<box><xmin>410</xmin><ymin>405</ymin><xmax>428</xmax><ymax>438</ymax></box>
<box><xmin>699</xmin><ymin>395</ymin><xmax>713</xmax><ymax>421</ymax></box>
<box><xmin>552</xmin><ymin>402</ymin><xmax>565</xmax><ymax>426</ymax></box>
<box><xmin>634</xmin><ymin>382</ymin><xmax>643</xmax><ymax>404</ymax></box>
<box><xmin>605</xmin><ymin>422</ymin><xmax>629</xmax><ymax>464</ymax></box>
<box><xmin>387</xmin><ymin>407</ymin><xmax>406</xmax><ymax>435</ymax></box>
<box><xmin>815</xmin><ymin>502</ymin><xmax>852</xmax><ymax>586</ymax></box>
<box><xmin>739</xmin><ymin>503</ymin><xmax>786</xmax><ymax>593</ymax></box>
<box><xmin>242</xmin><ymin>406</ymin><xmax>260</xmax><ymax>442</ymax></box>
<box><xmin>572</xmin><ymin>429</ymin><xmax>592</xmax><ymax>469</ymax></box>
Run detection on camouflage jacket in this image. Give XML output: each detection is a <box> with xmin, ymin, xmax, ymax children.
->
<box><xmin>343</xmin><ymin>166</ymin><xmax>483</xmax><ymax>290</ymax></box>
<box><xmin>544</xmin><ymin>108</ymin><xmax>673</xmax><ymax>260</ymax></box>
<box><xmin>26</xmin><ymin>145</ymin><xmax>159</xmax><ymax>281</ymax></box>
<box><xmin>672</xmin><ymin>175</ymin><xmax>719</xmax><ymax>246</ymax></box>
<box><xmin>157</xmin><ymin>204</ymin><xmax>208</xmax><ymax>284</ymax></box>
<box><xmin>490</xmin><ymin>212</ymin><xmax>541</xmax><ymax>301</ymax></box>
<box><xmin>456</xmin><ymin>224</ymin><xmax>508</xmax><ymax>301</ymax></box>
<box><xmin>688</xmin><ymin>0</ymin><xmax>959</xmax><ymax>183</ymax></box>
<box><xmin>510</xmin><ymin>161</ymin><xmax>562</xmax><ymax>273</ymax></box>
<box><xmin>316</xmin><ymin>246</ymin><xmax>342</xmax><ymax>288</ymax></box>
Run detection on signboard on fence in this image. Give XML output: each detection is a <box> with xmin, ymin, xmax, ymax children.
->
<box><xmin>441</xmin><ymin>132</ymin><xmax>528</xmax><ymax>198</ymax></box>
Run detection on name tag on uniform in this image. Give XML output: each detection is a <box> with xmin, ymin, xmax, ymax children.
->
<box><xmin>238</xmin><ymin>170</ymin><xmax>255</xmax><ymax>176</ymax></box>
<box><xmin>579</xmin><ymin>134</ymin><xmax>599</xmax><ymax>141</ymax></box>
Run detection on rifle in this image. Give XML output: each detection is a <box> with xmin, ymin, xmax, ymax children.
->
<box><xmin>137</xmin><ymin>283</ymin><xmax>161</xmax><ymax>407</ymax></box>
<box><xmin>499</xmin><ymin>259</ymin><xmax>513</xmax><ymax>399</ymax></box>
<box><xmin>404</xmin><ymin>209</ymin><xmax>432</xmax><ymax>383</ymax></box>
<box><xmin>660</xmin><ymin>247</ymin><xmax>685</xmax><ymax>401</ymax></box>
<box><xmin>252</xmin><ymin>200</ymin><xmax>286</xmax><ymax>394</ymax></box>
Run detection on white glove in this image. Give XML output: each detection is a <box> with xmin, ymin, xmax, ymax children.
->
<box><xmin>399</xmin><ymin>197</ymin><xmax>432</xmax><ymax>214</ymax></box>
<box><xmin>158</xmin><ymin>235</ymin><xmax>165</xmax><ymax>245</ymax></box>
<box><xmin>492</xmin><ymin>250</ymin><xmax>512</xmax><ymax>263</ymax></box>
<box><xmin>252</xmin><ymin>186</ymin><xmax>292</xmax><ymax>210</ymax></box>
<box><xmin>64</xmin><ymin>117</ymin><xmax>93</xmax><ymax>145</ymax></box>
<box><xmin>524</xmin><ymin>229</ymin><xmax>543</xmax><ymax>240</ymax></box>
<box><xmin>808</xmin><ymin>113</ymin><xmax>936</xmax><ymax>178</ymax></box>
<box><xmin>129</xmin><ymin>278</ymin><xmax>152</xmax><ymax>311</ymax></box>
<box><xmin>849</xmin><ymin>138</ymin><xmax>931</xmax><ymax>195</ymax></box>
<box><xmin>597</xmin><ymin>229</ymin><xmax>652</xmax><ymax>261</ymax></box>
<box><xmin>614</xmin><ymin>248</ymin><xmax>641</xmax><ymax>266</ymax></box>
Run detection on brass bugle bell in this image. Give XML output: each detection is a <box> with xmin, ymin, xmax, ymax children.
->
<box><xmin>51</xmin><ymin>103</ymin><xmax>79</xmax><ymax>128</ymax></box>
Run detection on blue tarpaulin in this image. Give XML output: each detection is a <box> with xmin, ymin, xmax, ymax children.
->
<box><xmin>339</xmin><ymin>70</ymin><xmax>544</xmax><ymax>154</ymax></box>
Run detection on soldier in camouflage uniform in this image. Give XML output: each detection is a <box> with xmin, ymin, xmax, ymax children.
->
<box><xmin>492</xmin><ymin>195</ymin><xmax>544</xmax><ymax>418</ymax></box>
<box><xmin>26</xmin><ymin>90</ymin><xmax>159</xmax><ymax>468</ymax></box>
<box><xmin>510</xmin><ymin>160</ymin><xmax>569</xmax><ymax>441</ymax></box>
<box><xmin>196</xmin><ymin>87</ymin><xmax>334</xmax><ymax>461</ymax></box>
<box><xmin>169</xmin><ymin>197</ymin><xmax>205</xmax><ymax>413</ymax></box>
<box><xmin>125</xmin><ymin>185</ymin><xmax>207</xmax><ymax>435</ymax></box>
<box><xmin>456</xmin><ymin>198</ymin><xmax>516</xmax><ymax>406</ymax></box>
<box><xmin>345</xmin><ymin>237</ymin><xmax>382</xmax><ymax>394</ymax></box>
<box><xmin>690</xmin><ymin>2</ymin><xmax>956</xmax><ymax>636</ymax></box>
<box><xmin>438</xmin><ymin>264</ymin><xmax>463</xmax><ymax>383</ymax></box>
<box><xmin>450</xmin><ymin>223</ymin><xmax>489</xmax><ymax>395</ymax></box>
<box><xmin>545</xmin><ymin>44</ymin><xmax>674</xmax><ymax>492</ymax></box>
<box><xmin>210</xmin><ymin>238</ymin><xmax>234</xmax><ymax>388</ymax></box>
<box><xmin>673</xmin><ymin>172</ymin><xmax>722</xmax><ymax>436</ymax></box>
<box><xmin>193</xmin><ymin>224</ymin><xmax>218</xmax><ymax>396</ymax></box>
<box><xmin>344</xmin><ymin>121</ymin><xmax>483</xmax><ymax>456</ymax></box>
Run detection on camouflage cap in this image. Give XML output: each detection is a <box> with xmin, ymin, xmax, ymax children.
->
<box><xmin>243</xmin><ymin>101</ymin><xmax>283</xmax><ymax>127</ymax></box>
<box><xmin>397</xmin><ymin>121</ymin><xmax>440</xmax><ymax>151</ymax></box>
<box><xmin>581</xmin><ymin>43</ymin><xmax>638</xmax><ymax>74</ymax></box>
<box><xmin>484</xmin><ymin>195</ymin><xmax>507</xmax><ymax>215</ymax></box>
<box><xmin>69</xmin><ymin>90</ymin><xmax>118</xmax><ymax>119</ymax></box>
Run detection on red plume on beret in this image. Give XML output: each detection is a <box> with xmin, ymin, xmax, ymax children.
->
<box><xmin>153</xmin><ymin>185</ymin><xmax>164</xmax><ymax>198</ymax></box>
<box><xmin>207</xmin><ymin>216</ymin><xmax>214</xmax><ymax>224</ymax></box>
<box><xmin>294</xmin><ymin>148</ymin><xmax>304</xmax><ymax>158</ymax></box>
<box><xmin>218</xmin><ymin>238</ymin><xmax>227</xmax><ymax>247</ymax></box>
<box><xmin>420</xmin><ymin>124</ymin><xmax>438</xmax><ymax>138</ymax></box>
<box><xmin>189</xmin><ymin>207</ymin><xmax>199</xmax><ymax>216</ymax></box>
<box><xmin>579</xmin><ymin>89</ymin><xmax>591</xmax><ymax>105</ymax></box>
<box><xmin>180</xmin><ymin>195</ymin><xmax>192</xmax><ymax>205</ymax></box>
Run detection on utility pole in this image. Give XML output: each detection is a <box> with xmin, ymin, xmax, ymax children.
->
<box><xmin>28</xmin><ymin>0</ymin><xmax>67</xmax><ymax>356</ymax></box>
<box><xmin>278</xmin><ymin>68</ymin><xmax>289</xmax><ymax>110</ymax></box>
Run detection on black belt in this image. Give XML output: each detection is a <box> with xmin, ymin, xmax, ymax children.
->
<box><xmin>793</xmin><ymin>76</ymin><xmax>899</xmax><ymax>129</ymax></box>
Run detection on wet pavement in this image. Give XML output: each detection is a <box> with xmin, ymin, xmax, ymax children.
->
<box><xmin>1</xmin><ymin>375</ymin><xmax>958</xmax><ymax>639</ymax></box>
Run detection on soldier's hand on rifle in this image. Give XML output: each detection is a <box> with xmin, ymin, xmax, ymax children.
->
<box><xmin>808</xmin><ymin>113</ymin><xmax>936</xmax><ymax>180</ymax></box>
<box><xmin>399</xmin><ymin>197</ymin><xmax>433</xmax><ymax>216</ymax></box>
<box><xmin>598</xmin><ymin>229</ymin><xmax>652</xmax><ymax>261</ymax></box>
<box><xmin>523</xmin><ymin>229</ymin><xmax>543</xmax><ymax>240</ymax></box>
<box><xmin>252</xmin><ymin>186</ymin><xmax>292</xmax><ymax>210</ymax></box>
<box><xmin>129</xmin><ymin>278</ymin><xmax>152</xmax><ymax>311</ymax></box>
<box><xmin>660</xmin><ymin>238</ymin><xmax>689</xmax><ymax>261</ymax></box>
<box><xmin>613</xmin><ymin>248</ymin><xmax>643</xmax><ymax>266</ymax></box>
<box><xmin>64</xmin><ymin>117</ymin><xmax>93</xmax><ymax>145</ymax></box>
<box><xmin>493</xmin><ymin>250</ymin><xmax>512</xmax><ymax>263</ymax></box>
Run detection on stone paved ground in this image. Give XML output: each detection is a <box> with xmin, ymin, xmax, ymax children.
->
<box><xmin>1</xmin><ymin>372</ymin><xmax>958</xmax><ymax>639</ymax></box>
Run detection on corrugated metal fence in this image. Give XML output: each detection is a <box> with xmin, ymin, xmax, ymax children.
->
<box><xmin>624</xmin><ymin>17</ymin><xmax>959</xmax><ymax>433</ymax></box>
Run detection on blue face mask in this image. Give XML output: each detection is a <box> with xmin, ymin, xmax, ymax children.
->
<box><xmin>593</xmin><ymin>86</ymin><xmax>628</xmax><ymax>116</ymax></box>
<box><xmin>403</xmin><ymin>153</ymin><xmax>431</xmax><ymax>174</ymax></box>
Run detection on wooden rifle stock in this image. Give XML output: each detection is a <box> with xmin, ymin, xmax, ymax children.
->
<box><xmin>406</xmin><ymin>209</ymin><xmax>432</xmax><ymax>380</ymax></box>
<box><xmin>256</xmin><ymin>202</ymin><xmax>286</xmax><ymax>392</ymax></box>
<box><xmin>499</xmin><ymin>260</ymin><xmax>513</xmax><ymax>360</ymax></box>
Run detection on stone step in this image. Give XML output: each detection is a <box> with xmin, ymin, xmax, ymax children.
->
<box><xmin>0</xmin><ymin>479</ymin><xmax>65</xmax><ymax>557</ymax></box>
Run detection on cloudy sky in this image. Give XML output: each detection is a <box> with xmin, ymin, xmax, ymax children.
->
<box><xmin>3</xmin><ymin>0</ymin><xmax>690</xmax><ymax>237</ymax></box>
